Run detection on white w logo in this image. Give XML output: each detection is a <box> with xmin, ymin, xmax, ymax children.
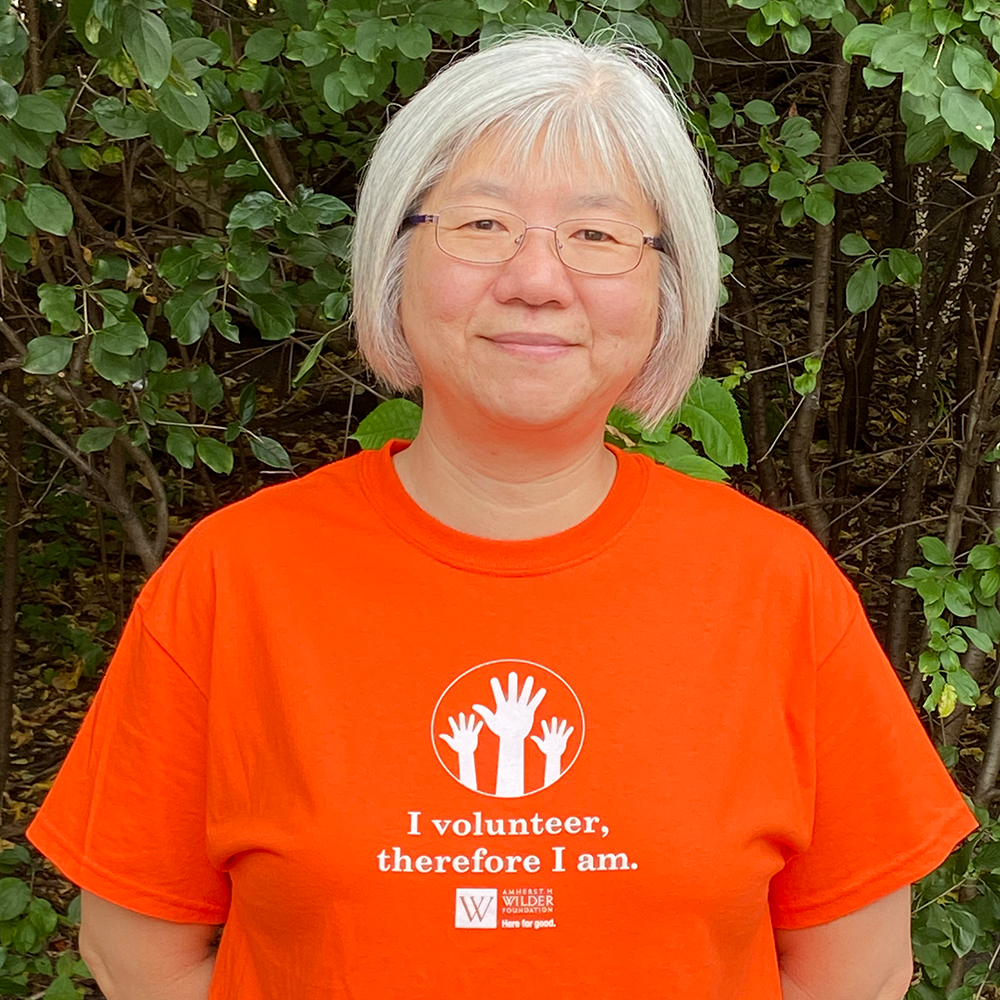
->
<box><xmin>459</xmin><ymin>895</ymin><xmax>494</xmax><ymax>922</ymax></box>
<box><xmin>455</xmin><ymin>888</ymin><xmax>498</xmax><ymax>928</ymax></box>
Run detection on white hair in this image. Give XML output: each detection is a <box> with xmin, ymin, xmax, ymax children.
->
<box><xmin>351</xmin><ymin>31</ymin><xmax>719</xmax><ymax>426</ymax></box>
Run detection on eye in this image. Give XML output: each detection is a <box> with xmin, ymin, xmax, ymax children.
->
<box><xmin>572</xmin><ymin>228</ymin><xmax>616</xmax><ymax>243</ymax></box>
<box><xmin>465</xmin><ymin>217</ymin><xmax>507</xmax><ymax>233</ymax></box>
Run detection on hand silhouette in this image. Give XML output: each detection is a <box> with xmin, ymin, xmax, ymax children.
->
<box><xmin>531</xmin><ymin>717</ymin><xmax>574</xmax><ymax>789</ymax></box>
<box><xmin>439</xmin><ymin>712</ymin><xmax>483</xmax><ymax>754</ymax></box>
<box><xmin>438</xmin><ymin>711</ymin><xmax>482</xmax><ymax>791</ymax></box>
<box><xmin>474</xmin><ymin>672</ymin><xmax>547</xmax><ymax>743</ymax></box>
<box><xmin>474</xmin><ymin>672</ymin><xmax>547</xmax><ymax>797</ymax></box>
<box><xmin>530</xmin><ymin>717</ymin><xmax>574</xmax><ymax>756</ymax></box>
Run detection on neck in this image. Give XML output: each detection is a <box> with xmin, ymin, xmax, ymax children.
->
<box><xmin>391</xmin><ymin>403</ymin><xmax>617</xmax><ymax>540</ymax></box>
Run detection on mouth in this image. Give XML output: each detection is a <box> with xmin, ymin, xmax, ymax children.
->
<box><xmin>482</xmin><ymin>332</ymin><xmax>575</xmax><ymax>357</ymax></box>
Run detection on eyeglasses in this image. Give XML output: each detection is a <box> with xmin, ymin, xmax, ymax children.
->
<box><xmin>403</xmin><ymin>205</ymin><xmax>667</xmax><ymax>276</ymax></box>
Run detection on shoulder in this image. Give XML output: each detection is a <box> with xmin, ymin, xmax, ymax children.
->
<box><xmin>136</xmin><ymin>451</ymin><xmax>375</xmax><ymax>611</ymax></box>
<box><xmin>627</xmin><ymin>451</ymin><xmax>857</xmax><ymax>604</ymax></box>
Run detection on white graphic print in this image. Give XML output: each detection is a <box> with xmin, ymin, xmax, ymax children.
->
<box><xmin>432</xmin><ymin>659</ymin><xmax>585</xmax><ymax>797</ymax></box>
<box><xmin>455</xmin><ymin>888</ymin><xmax>498</xmax><ymax>928</ymax></box>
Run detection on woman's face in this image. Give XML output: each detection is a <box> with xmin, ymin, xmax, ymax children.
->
<box><xmin>399</xmin><ymin>134</ymin><xmax>662</xmax><ymax>435</ymax></box>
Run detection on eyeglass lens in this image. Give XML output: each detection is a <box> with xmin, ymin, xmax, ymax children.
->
<box><xmin>434</xmin><ymin>206</ymin><xmax>646</xmax><ymax>275</ymax></box>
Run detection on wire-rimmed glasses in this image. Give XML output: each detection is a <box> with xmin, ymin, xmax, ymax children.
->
<box><xmin>404</xmin><ymin>206</ymin><xmax>666</xmax><ymax>276</ymax></box>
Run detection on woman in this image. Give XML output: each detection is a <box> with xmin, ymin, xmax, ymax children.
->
<box><xmin>28</xmin><ymin>32</ymin><xmax>975</xmax><ymax>1000</ymax></box>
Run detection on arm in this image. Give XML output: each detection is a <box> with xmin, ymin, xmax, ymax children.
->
<box><xmin>775</xmin><ymin>886</ymin><xmax>913</xmax><ymax>1000</ymax></box>
<box><xmin>80</xmin><ymin>890</ymin><xmax>219</xmax><ymax>1000</ymax></box>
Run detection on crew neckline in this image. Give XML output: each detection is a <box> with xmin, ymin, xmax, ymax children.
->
<box><xmin>357</xmin><ymin>440</ymin><xmax>648</xmax><ymax>575</ymax></box>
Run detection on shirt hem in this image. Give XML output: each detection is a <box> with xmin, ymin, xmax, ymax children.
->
<box><xmin>769</xmin><ymin>805</ymin><xmax>979</xmax><ymax>929</ymax></box>
<box><xmin>26</xmin><ymin>816</ymin><xmax>229</xmax><ymax>925</ymax></box>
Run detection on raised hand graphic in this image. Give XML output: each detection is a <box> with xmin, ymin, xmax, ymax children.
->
<box><xmin>531</xmin><ymin>717</ymin><xmax>574</xmax><ymax>788</ymax></box>
<box><xmin>474</xmin><ymin>672</ymin><xmax>546</xmax><ymax>797</ymax></box>
<box><xmin>439</xmin><ymin>712</ymin><xmax>483</xmax><ymax>791</ymax></box>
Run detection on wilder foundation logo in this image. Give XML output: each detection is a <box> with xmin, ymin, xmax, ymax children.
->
<box><xmin>432</xmin><ymin>659</ymin><xmax>585</xmax><ymax>798</ymax></box>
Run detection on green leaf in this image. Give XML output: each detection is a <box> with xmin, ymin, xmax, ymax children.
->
<box><xmin>92</xmin><ymin>96</ymin><xmax>148</xmax><ymax>139</ymax></box>
<box><xmin>863</xmin><ymin>65</ymin><xmax>897</xmax><ymax>88</ymax></box>
<box><xmin>840</xmin><ymin>233</ymin><xmax>873</xmax><ymax>255</ymax></box>
<box><xmin>23</xmin><ymin>184</ymin><xmax>73</xmax><ymax>236</ymax></box>
<box><xmin>351</xmin><ymin>398</ymin><xmax>423</xmax><ymax>448</ymax></box>
<box><xmin>961</xmin><ymin>625</ymin><xmax>994</xmax><ymax>652</ymax></box>
<box><xmin>768</xmin><ymin>170</ymin><xmax>805</xmax><ymax>201</ymax></box>
<box><xmin>0</xmin><ymin>878</ymin><xmax>30</xmax><ymax>921</ymax></box>
<box><xmin>846</xmin><ymin>261</ymin><xmax>878</xmax><ymax>313</ymax></box>
<box><xmin>824</xmin><ymin>161</ymin><xmax>884</xmax><ymax>193</ymax></box>
<box><xmin>153</xmin><ymin>81</ymin><xmax>211</xmax><ymax>132</ymax></box>
<box><xmin>95</xmin><ymin>320</ymin><xmax>148</xmax><ymax>356</ymax></box>
<box><xmin>38</xmin><ymin>283</ymin><xmax>82</xmax><ymax>334</ymax></box>
<box><xmin>396</xmin><ymin>22</ymin><xmax>433</xmax><ymax>59</ymax></box>
<box><xmin>953</xmin><ymin>43</ymin><xmax>997</xmax><ymax>91</ymax></box>
<box><xmin>0</xmin><ymin>79</ymin><xmax>18</xmax><ymax>119</ymax></box>
<box><xmin>243</xmin><ymin>291</ymin><xmax>295</xmax><ymax>340</ymax></box>
<box><xmin>635</xmin><ymin>435</ymin><xmax>729</xmax><ymax>481</ymax></box>
<box><xmin>662</xmin><ymin>38</ymin><xmax>694</xmax><ymax>83</ymax></box>
<box><xmin>887</xmin><ymin>247</ymin><xmax>921</xmax><ymax>285</ymax></box>
<box><xmin>22</xmin><ymin>335</ymin><xmax>73</xmax><ymax>374</ymax></box>
<box><xmin>940</xmin><ymin>85</ymin><xmax>995</xmax><ymax>149</ymax></box>
<box><xmin>842</xmin><ymin>22</ymin><xmax>886</xmax><ymax>59</ymax></box>
<box><xmin>166</xmin><ymin>428</ymin><xmax>196</xmax><ymax>468</ymax></box>
<box><xmin>747</xmin><ymin>9</ymin><xmax>775</xmax><ymax>42</ymax></box>
<box><xmin>744</xmin><ymin>99</ymin><xmax>779</xmax><ymax>124</ymax></box>
<box><xmin>248</xmin><ymin>433</ymin><xmax>292</xmax><ymax>469</ymax></box>
<box><xmin>211</xmin><ymin>308</ymin><xmax>239</xmax><ymax>342</ymax></box>
<box><xmin>740</xmin><ymin>162</ymin><xmax>769</xmax><ymax>187</ymax></box>
<box><xmin>285</xmin><ymin>29</ymin><xmax>328</xmax><ymax>66</ymax></box>
<box><xmin>293</xmin><ymin>331</ymin><xmax>330</xmax><ymax>387</ymax></box>
<box><xmin>919</xmin><ymin>535</ymin><xmax>954</xmax><ymax>566</ymax></box>
<box><xmin>944</xmin><ymin>904</ymin><xmax>981</xmax><ymax>956</ymax></box>
<box><xmin>783</xmin><ymin>22</ymin><xmax>811</xmax><ymax>52</ymax></box>
<box><xmin>227</xmin><ymin>190</ymin><xmax>280</xmax><ymax>231</ymax></box>
<box><xmin>77</xmin><ymin>426</ymin><xmax>115</xmax><ymax>452</ymax></box>
<box><xmin>191</xmin><ymin>363</ymin><xmax>223</xmax><ymax>410</ymax></box>
<box><xmin>675</xmin><ymin>376</ymin><xmax>748</xmax><ymax>466</ymax></box>
<box><xmin>196</xmin><ymin>436</ymin><xmax>234</xmax><ymax>474</ymax></box>
<box><xmin>969</xmin><ymin>543</ymin><xmax>1000</xmax><ymax>569</ymax></box>
<box><xmin>395</xmin><ymin>59</ymin><xmax>424</xmax><ymax>97</ymax></box>
<box><xmin>227</xmin><ymin>235</ymin><xmax>269</xmax><ymax>281</ymax></box>
<box><xmin>164</xmin><ymin>283</ymin><xmax>215</xmax><ymax>344</ymax></box>
<box><xmin>43</xmin><ymin>975</ymin><xmax>81</xmax><ymax>1000</ymax></box>
<box><xmin>122</xmin><ymin>6</ymin><xmax>172</xmax><ymax>89</ymax></box>
<box><xmin>944</xmin><ymin>580</ymin><xmax>976</xmax><ymax>617</ymax></box>
<box><xmin>92</xmin><ymin>254</ymin><xmax>130</xmax><ymax>282</ymax></box>
<box><xmin>871</xmin><ymin>31</ymin><xmax>928</xmax><ymax>72</ymax></box>
<box><xmin>89</xmin><ymin>339</ymin><xmax>142</xmax><ymax>385</ymax></box>
<box><xmin>12</xmin><ymin>94</ymin><xmax>65</xmax><ymax>133</ymax></box>
<box><xmin>244</xmin><ymin>27</ymin><xmax>284</xmax><ymax>62</ymax></box>
<box><xmin>905</xmin><ymin>118</ymin><xmax>950</xmax><ymax>163</ymax></box>
<box><xmin>803</xmin><ymin>183</ymin><xmax>835</xmax><ymax>224</ymax></box>
<box><xmin>239</xmin><ymin>382</ymin><xmax>257</xmax><ymax>424</ymax></box>
<box><xmin>715</xmin><ymin>213</ymin><xmax>738</xmax><ymax>247</ymax></box>
<box><xmin>158</xmin><ymin>245</ymin><xmax>208</xmax><ymax>287</ymax></box>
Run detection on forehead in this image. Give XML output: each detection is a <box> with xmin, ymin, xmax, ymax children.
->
<box><xmin>427</xmin><ymin>129</ymin><xmax>656</xmax><ymax>220</ymax></box>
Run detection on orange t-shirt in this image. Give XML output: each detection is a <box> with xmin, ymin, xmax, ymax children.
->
<box><xmin>28</xmin><ymin>442</ymin><xmax>976</xmax><ymax>999</ymax></box>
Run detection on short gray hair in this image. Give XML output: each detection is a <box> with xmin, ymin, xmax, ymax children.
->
<box><xmin>351</xmin><ymin>32</ymin><xmax>718</xmax><ymax>426</ymax></box>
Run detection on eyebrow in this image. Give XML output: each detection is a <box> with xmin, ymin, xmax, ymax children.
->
<box><xmin>445</xmin><ymin>179</ymin><xmax>638</xmax><ymax>216</ymax></box>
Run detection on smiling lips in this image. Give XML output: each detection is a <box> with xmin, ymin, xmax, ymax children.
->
<box><xmin>484</xmin><ymin>332</ymin><xmax>575</xmax><ymax>357</ymax></box>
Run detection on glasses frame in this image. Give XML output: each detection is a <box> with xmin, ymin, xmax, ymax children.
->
<box><xmin>403</xmin><ymin>206</ymin><xmax>668</xmax><ymax>276</ymax></box>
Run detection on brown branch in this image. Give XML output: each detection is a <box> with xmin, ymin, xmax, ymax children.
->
<box><xmin>25</xmin><ymin>0</ymin><xmax>41</xmax><ymax>93</ymax></box>
<box><xmin>0</xmin><ymin>390</ymin><xmax>161</xmax><ymax>574</ymax></box>
<box><xmin>787</xmin><ymin>54</ymin><xmax>851</xmax><ymax>546</ymax></box>
<box><xmin>48</xmin><ymin>156</ymin><xmax>111</xmax><ymax>239</ymax></box>
<box><xmin>241</xmin><ymin>91</ymin><xmax>296</xmax><ymax>199</ymax></box>
<box><xmin>0</xmin><ymin>369</ymin><xmax>25</xmax><ymax>814</ymax></box>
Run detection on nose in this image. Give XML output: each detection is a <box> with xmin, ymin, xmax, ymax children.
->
<box><xmin>494</xmin><ymin>225</ymin><xmax>574</xmax><ymax>306</ymax></box>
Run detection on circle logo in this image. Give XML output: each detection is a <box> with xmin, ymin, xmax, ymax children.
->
<box><xmin>431</xmin><ymin>659</ymin><xmax>585</xmax><ymax>798</ymax></box>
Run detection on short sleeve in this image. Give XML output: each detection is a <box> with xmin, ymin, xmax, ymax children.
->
<box><xmin>26</xmin><ymin>603</ymin><xmax>230</xmax><ymax>924</ymax></box>
<box><xmin>768</xmin><ymin>582</ymin><xmax>978</xmax><ymax>929</ymax></box>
